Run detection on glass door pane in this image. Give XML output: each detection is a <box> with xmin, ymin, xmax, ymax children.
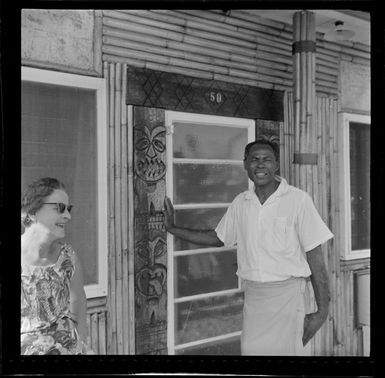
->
<box><xmin>167</xmin><ymin>111</ymin><xmax>255</xmax><ymax>355</ymax></box>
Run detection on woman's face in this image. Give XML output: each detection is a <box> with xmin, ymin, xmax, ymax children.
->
<box><xmin>33</xmin><ymin>189</ymin><xmax>71</xmax><ymax>241</ymax></box>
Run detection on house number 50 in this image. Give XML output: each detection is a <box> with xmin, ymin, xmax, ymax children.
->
<box><xmin>209</xmin><ymin>91</ymin><xmax>223</xmax><ymax>104</ymax></box>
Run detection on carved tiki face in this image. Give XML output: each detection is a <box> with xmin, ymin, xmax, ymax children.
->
<box><xmin>135</xmin><ymin>126</ymin><xmax>166</xmax><ymax>182</ymax></box>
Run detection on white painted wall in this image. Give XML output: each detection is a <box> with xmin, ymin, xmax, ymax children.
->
<box><xmin>22</xmin><ymin>9</ymin><xmax>101</xmax><ymax>75</ymax></box>
<box><xmin>340</xmin><ymin>61</ymin><xmax>370</xmax><ymax>113</ymax></box>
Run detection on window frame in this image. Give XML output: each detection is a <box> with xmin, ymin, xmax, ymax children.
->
<box><xmin>21</xmin><ymin>66</ymin><xmax>108</xmax><ymax>298</ymax></box>
<box><xmin>165</xmin><ymin>110</ymin><xmax>255</xmax><ymax>354</ymax></box>
<box><xmin>338</xmin><ymin>112</ymin><xmax>370</xmax><ymax>260</ymax></box>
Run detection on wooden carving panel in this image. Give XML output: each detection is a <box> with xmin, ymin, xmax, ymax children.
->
<box><xmin>133</xmin><ymin>106</ymin><xmax>167</xmax><ymax>355</ymax></box>
<box><xmin>127</xmin><ymin>67</ymin><xmax>284</xmax><ymax>121</ymax></box>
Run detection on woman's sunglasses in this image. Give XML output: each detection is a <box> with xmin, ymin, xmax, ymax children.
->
<box><xmin>44</xmin><ymin>202</ymin><xmax>73</xmax><ymax>214</ymax></box>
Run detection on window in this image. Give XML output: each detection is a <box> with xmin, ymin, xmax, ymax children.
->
<box><xmin>165</xmin><ymin>111</ymin><xmax>255</xmax><ymax>354</ymax></box>
<box><xmin>21</xmin><ymin>67</ymin><xmax>108</xmax><ymax>298</ymax></box>
<box><xmin>339</xmin><ymin>113</ymin><xmax>370</xmax><ymax>260</ymax></box>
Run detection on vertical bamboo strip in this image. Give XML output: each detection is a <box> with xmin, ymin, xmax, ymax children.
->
<box><xmin>288</xmin><ymin>92</ymin><xmax>295</xmax><ymax>184</ymax></box>
<box><xmin>107</xmin><ymin>62</ymin><xmax>117</xmax><ymax>354</ymax></box>
<box><xmin>309</xmin><ymin>14</ymin><xmax>317</xmax><ymax>204</ymax></box>
<box><xmin>293</xmin><ymin>13</ymin><xmax>300</xmax><ymax>190</ymax></box>
<box><xmin>127</xmin><ymin>104</ymin><xmax>135</xmax><ymax>354</ymax></box>
<box><xmin>328</xmin><ymin>97</ymin><xmax>338</xmax><ymax>356</ymax></box>
<box><xmin>321</xmin><ymin>98</ymin><xmax>330</xmax><ymax>355</ymax></box>
<box><xmin>327</xmin><ymin>97</ymin><xmax>336</xmax><ymax>355</ymax></box>
<box><xmin>280</xmin><ymin>96</ymin><xmax>286</xmax><ymax>177</ymax></box>
<box><xmin>347</xmin><ymin>271</ymin><xmax>354</xmax><ymax>355</ymax></box>
<box><xmin>121</xmin><ymin>63</ymin><xmax>130</xmax><ymax>355</ymax></box>
<box><xmin>299</xmin><ymin>12</ymin><xmax>307</xmax><ymax>193</ymax></box>
<box><xmin>91</xmin><ymin>313</ymin><xmax>99</xmax><ymax>354</ymax></box>
<box><xmin>316</xmin><ymin>97</ymin><xmax>323</xmax><ymax>355</ymax></box>
<box><xmin>114</xmin><ymin>63</ymin><xmax>124</xmax><ymax>354</ymax></box>
<box><xmin>98</xmin><ymin>312</ymin><xmax>107</xmax><ymax>355</ymax></box>
<box><xmin>342</xmin><ymin>272</ymin><xmax>350</xmax><ymax>355</ymax></box>
<box><xmin>323</xmin><ymin>98</ymin><xmax>331</xmax><ymax>355</ymax></box>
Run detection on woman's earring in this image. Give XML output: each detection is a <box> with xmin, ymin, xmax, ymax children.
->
<box><xmin>25</xmin><ymin>214</ymin><xmax>36</xmax><ymax>225</ymax></box>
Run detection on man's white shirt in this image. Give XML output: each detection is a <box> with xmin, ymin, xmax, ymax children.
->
<box><xmin>215</xmin><ymin>176</ymin><xmax>334</xmax><ymax>282</ymax></box>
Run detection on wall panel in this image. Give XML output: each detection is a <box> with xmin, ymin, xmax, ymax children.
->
<box><xmin>102</xmin><ymin>10</ymin><xmax>369</xmax><ymax>97</ymax></box>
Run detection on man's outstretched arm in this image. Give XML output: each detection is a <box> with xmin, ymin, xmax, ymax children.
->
<box><xmin>163</xmin><ymin>197</ymin><xmax>224</xmax><ymax>247</ymax></box>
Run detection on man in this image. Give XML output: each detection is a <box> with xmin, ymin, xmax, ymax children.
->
<box><xmin>163</xmin><ymin>139</ymin><xmax>333</xmax><ymax>356</ymax></box>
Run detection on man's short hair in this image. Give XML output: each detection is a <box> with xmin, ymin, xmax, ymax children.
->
<box><xmin>244</xmin><ymin>138</ymin><xmax>279</xmax><ymax>161</ymax></box>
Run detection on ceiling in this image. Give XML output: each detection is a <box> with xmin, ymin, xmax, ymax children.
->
<box><xmin>248</xmin><ymin>9</ymin><xmax>370</xmax><ymax>45</ymax></box>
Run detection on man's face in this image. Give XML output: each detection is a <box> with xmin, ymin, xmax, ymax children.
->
<box><xmin>243</xmin><ymin>144</ymin><xmax>279</xmax><ymax>187</ymax></box>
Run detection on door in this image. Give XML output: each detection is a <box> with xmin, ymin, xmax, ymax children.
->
<box><xmin>165</xmin><ymin>111</ymin><xmax>255</xmax><ymax>355</ymax></box>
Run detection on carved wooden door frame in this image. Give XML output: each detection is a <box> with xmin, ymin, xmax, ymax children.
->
<box><xmin>128</xmin><ymin>67</ymin><xmax>284</xmax><ymax>355</ymax></box>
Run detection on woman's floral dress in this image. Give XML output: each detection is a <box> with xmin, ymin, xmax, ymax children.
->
<box><xmin>21</xmin><ymin>243</ymin><xmax>85</xmax><ymax>355</ymax></box>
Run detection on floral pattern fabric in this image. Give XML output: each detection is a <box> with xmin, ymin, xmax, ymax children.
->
<box><xmin>21</xmin><ymin>243</ymin><xmax>84</xmax><ymax>355</ymax></box>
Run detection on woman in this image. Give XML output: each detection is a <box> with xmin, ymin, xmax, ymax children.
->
<box><xmin>21</xmin><ymin>177</ymin><xmax>89</xmax><ymax>355</ymax></box>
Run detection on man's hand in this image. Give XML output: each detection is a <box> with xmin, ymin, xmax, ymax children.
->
<box><xmin>163</xmin><ymin>196</ymin><xmax>175</xmax><ymax>231</ymax></box>
<box><xmin>162</xmin><ymin>196</ymin><xmax>223</xmax><ymax>247</ymax></box>
<box><xmin>303</xmin><ymin>245</ymin><xmax>330</xmax><ymax>346</ymax></box>
<box><xmin>303</xmin><ymin>311</ymin><xmax>328</xmax><ymax>346</ymax></box>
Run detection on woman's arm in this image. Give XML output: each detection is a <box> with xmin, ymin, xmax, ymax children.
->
<box><xmin>163</xmin><ymin>197</ymin><xmax>224</xmax><ymax>247</ymax></box>
<box><xmin>70</xmin><ymin>252</ymin><xmax>87</xmax><ymax>344</ymax></box>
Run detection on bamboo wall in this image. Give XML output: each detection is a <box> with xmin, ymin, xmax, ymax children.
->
<box><xmin>282</xmin><ymin>93</ymin><xmax>368</xmax><ymax>356</ymax></box>
<box><xmin>85</xmin><ymin>62</ymin><xmax>135</xmax><ymax>355</ymax></box>
<box><xmin>101</xmin><ymin>9</ymin><xmax>369</xmax><ymax>97</ymax></box>
<box><xmin>97</xmin><ymin>10</ymin><xmax>370</xmax><ymax>356</ymax></box>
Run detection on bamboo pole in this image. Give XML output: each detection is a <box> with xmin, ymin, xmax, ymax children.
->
<box><xmin>340</xmin><ymin>54</ymin><xmax>370</xmax><ymax>66</ymax></box>
<box><xmin>318</xmin><ymin>40</ymin><xmax>370</xmax><ymax>59</ymax></box>
<box><xmin>101</xmin><ymin>63</ymin><xmax>339</xmax><ymax>98</ymax></box>
<box><xmin>299</xmin><ymin>11</ymin><xmax>307</xmax><ymax>192</ymax></box>
<box><xmin>154</xmin><ymin>9</ymin><xmax>294</xmax><ymax>40</ymax></box>
<box><xmin>217</xmin><ymin>9</ymin><xmax>294</xmax><ymax>35</ymax></box>
<box><xmin>281</xmin><ymin>92</ymin><xmax>288</xmax><ymax>179</ymax></box>
<box><xmin>102</xmin><ymin>16</ymin><xmax>293</xmax><ymax>59</ymax></box>
<box><xmin>102</xmin><ymin>44</ymin><xmax>230</xmax><ymax>75</ymax></box>
<box><xmin>91</xmin><ymin>313</ymin><xmax>99</xmax><ymax>354</ymax></box>
<box><xmin>316</xmin><ymin>64</ymin><xmax>340</xmax><ymax>76</ymax></box>
<box><xmin>127</xmin><ymin>104</ymin><xmax>136</xmax><ymax>355</ymax></box>
<box><xmin>103</xmin><ymin>53</ymin><xmax>290</xmax><ymax>91</ymax></box>
<box><xmin>107</xmin><ymin>62</ymin><xmax>117</xmax><ymax>355</ymax></box>
<box><xmin>212</xmin><ymin>72</ymin><xmax>289</xmax><ymax>90</ymax></box>
<box><xmin>315</xmin><ymin>72</ymin><xmax>339</xmax><ymax>84</ymax></box>
<box><xmin>330</xmin><ymin>97</ymin><xmax>341</xmax><ymax>356</ymax></box>
<box><xmin>316</xmin><ymin>87</ymin><xmax>338</xmax><ymax>96</ymax></box>
<box><xmin>121</xmin><ymin>63</ymin><xmax>129</xmax><ymax>355</ymax></box>
<box><xmin>103</xmin><ymin>37</ymin><xmax>292</xmax><ymax>81</ymax></box>
<box><xmin>315</xmin><ymin>78</ymin><xmax>338</xmax><ymax>89</ymax></box>
<box><xmin>342</xmin><ymin>272</ymin><xmax>350</xmax><ymax>355</ymax></box>
<box><xmin>347</xmin><ymin>271</ymin><xmax>354</xmax><ymax>355</ymax></box>
<box><xmin>103</xmin><ymin>53</ymin><xmax>212</xmax><ymax>79</ymax></box>
<box><xmin>103</xmin><ymin>25</ymin><xmax>294</xmax><ymax>67</ymax></box>
<box><xmin>316</xmin><ymin>97</ymin><xmax>324</xmax><ymax>354</ymax></box>
<box><xmin>114</xmin><ymin>62</ymin><xmax>124</xmax><ymax>354</ymax></box>
<box><xmin>114</xmin><ymin>9</ymin><xmax>294</xmax><ymax>53</ymax></box>
<box><xmin>101</xmin><ymin>13</ymin><xmax>351</xmax><ymax>99</ymax></box>
<box><xmin>288</xmin><ymin>92</ymin><xmax>295</xmax><ymax>184</ymax></box>
<box><xmin>327</xmin><ymin>97</ymin><xmax>335</xmax><ymax>356</ymax></box>
<box><xmin>328</xmin><ymin>98</ymin><xmax>338</xmax><ymax>356</ymax></box>
<box><xmin>293</xmin><ymin>11</ymin><xmax>300</xmax><ymax>173</ymax></box>
<box><xmin>323</xmin><ymin>98</ymin><xmax>331</xmax><ymax>355</ymax></box>
<box><xmin>156</xmin><ymin>8</ymin><xmax>293</xmax><ymax>46</ymax></box>
<box><xmin>98</xmin><ymin>312</ymin><xmax>107</xmax><ymax>355</ymax></box>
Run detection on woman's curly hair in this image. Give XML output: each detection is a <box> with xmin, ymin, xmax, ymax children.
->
<box><xmin>21</xmin><ymin>177</ymin><xmax>66</xmax><ymax>227</ymax></box>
